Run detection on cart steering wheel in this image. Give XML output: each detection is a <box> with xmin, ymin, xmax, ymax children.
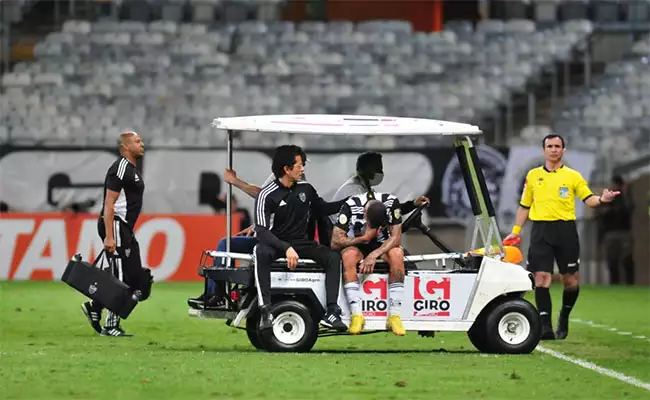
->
<box><xmin>400</xmin><ymin>202</ymin><xmax>428</xmax><ymax>232</ymax></box>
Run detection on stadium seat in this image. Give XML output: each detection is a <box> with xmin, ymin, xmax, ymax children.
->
<box><xmin>592</xmin><ymin>0</ymin><xmax>621</xmax><ymax>23</ymax></box>
<box><xmin>559</xmin><ymin>0</ymin><xmax>589</xmax><ymax>21</ymax></box>
<box><xmin>626</xmin><ymin>0</ymin><xmax>650</xmax><ymax>22</ymax></box>
<box><xmin>533</xmin><ymin>0</ymin><xmax>560</xmax><ymax>24</ymax></box>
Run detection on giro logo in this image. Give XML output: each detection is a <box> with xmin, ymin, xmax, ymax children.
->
<box><xmin>413</xmin><ymin>277</ymin><xmax>451</xmax><ymax>317</ymax></box>
<box><xmin>362</xmin><ymin>277</ymin><xmax>388</xmax><ymax>317</ymax></box>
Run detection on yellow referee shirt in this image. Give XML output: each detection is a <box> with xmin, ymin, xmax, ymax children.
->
<box><xmin>520</xmin><ymin>165</ymin><xmax>594</xmax><ymax>221</ymax></box>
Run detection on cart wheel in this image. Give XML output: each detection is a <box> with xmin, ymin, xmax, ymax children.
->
<box><xmin>467</xmin><ymin>311</ymin><xmax>493</xmax><ymax>353</ymax></box>
<box><xmin>259</xmin><ymin>300</ymin><xmax>318</xmax><ymax>353</ymax></box>
<box><xmin>245</xmin><ymin>308</ymin><xmax>266</xmax><ymax>351</ymax></box>
<box><xmin>484</xmin><ymin>298</ymin><xmax>541</xmax><ymax>354</ymax></box>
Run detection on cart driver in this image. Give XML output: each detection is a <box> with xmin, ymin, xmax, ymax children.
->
<box><xmin>330</xmin><ymin>191</ymin><xmax>406</xmax><ymax>336</ymax></box>
<box><xmin>331</xmin><ymin>151</ymin><xmax>430</xmax><ymax>214</ymax></box>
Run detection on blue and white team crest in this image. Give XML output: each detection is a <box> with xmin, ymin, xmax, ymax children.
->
<box><xmin>298</xmin><ymin>192</ymin><xmax>307</xmax><ymax>203</ymax></box>
<box><xmin>558</xmin><ymin>186</ymin><xmax>569</xmax><ymax>198</ymax></box>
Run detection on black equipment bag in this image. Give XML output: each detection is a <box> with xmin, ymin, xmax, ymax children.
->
<box><xmin>62</xmin><ymin>250</ymin><xmax>138</xmax><ymax>319</ymax></box>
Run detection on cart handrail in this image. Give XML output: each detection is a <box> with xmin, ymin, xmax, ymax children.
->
<box><xmin>205</xmin><ymin>250</ymin><xmax>468</xmax><ymax>264</ymax></box>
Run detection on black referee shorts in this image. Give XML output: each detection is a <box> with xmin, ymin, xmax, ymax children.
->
<box><xmin>527</xmin><ymin>220</ymin><xmax>580</xmax><ymax>275</ymax></box>
<box><xmin>97</xmin><ymin>217</ymin><xmax>145</xmax><ymax>290</ymax></box>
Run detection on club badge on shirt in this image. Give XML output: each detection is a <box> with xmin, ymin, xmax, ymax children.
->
<box><xmin>298</xmin><ymin>192</ymin><xmax>307</xmax><ymax>203</ymax></box>
<box><xmin>338</xmin><ymin>213</ymin><xmax>348</xmax><ymax>225</ymax></box>
<box><xmin>559</xmin><ymin>186</ymin><xmax>569</xmax><ymax>198</ymax></box>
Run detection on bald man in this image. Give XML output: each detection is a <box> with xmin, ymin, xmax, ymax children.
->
<box><xmin>81</xmin><ymin>131</ymin><xmax>151</xmax><ymax>337</ymax></box>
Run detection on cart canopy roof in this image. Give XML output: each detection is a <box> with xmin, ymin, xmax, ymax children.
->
<box><xmin>212</xmin><ymin>114</ymin><xmax>482</xmax><ymax>136</ymax></box>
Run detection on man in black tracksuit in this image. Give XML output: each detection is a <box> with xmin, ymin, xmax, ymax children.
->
<box><xmin>82</xmin><ymin>131</ymin><xmax>151</xmax><ymax>337</ymax></box>
<box><xmin>254</xmin><ymin>145</ymin><xmax>348</xmax><ymax>332</ymax></box>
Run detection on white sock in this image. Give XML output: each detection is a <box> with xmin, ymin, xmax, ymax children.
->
<box><xmin>344</xmin><ymin>282</ymin><xmax>361</xmax><ymax>315</ymax></box>
<box><xmin>389</xmin><ymin>282</ymin><xmax>404</xmax><ymax>316</ymax></box>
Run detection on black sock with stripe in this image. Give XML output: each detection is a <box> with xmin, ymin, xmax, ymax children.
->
<box><xmin>561</xmin><ymin>286</ymin><xmax>579</xmax><ymax>319</ymax></box>
<box><xmin>535</xmin><ymin>287</ymin><xmax>552</xmax><ymax>328</ymax></box>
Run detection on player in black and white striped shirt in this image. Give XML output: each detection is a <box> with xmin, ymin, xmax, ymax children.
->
<box><xmin>81</xmin><ymin>131</ymin><xmax>149</xmax><ymax>337</ymax></box>
<box><xmin>331</xmin><ymin>191</ymin><xmax>406</xmax><ymax>336</ymax></box>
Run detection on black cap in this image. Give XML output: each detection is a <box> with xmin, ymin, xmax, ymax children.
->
<box><xmin>356</xmin><ymin>152</ymin><xmax>383</xmax><ymax>174</ymax></box>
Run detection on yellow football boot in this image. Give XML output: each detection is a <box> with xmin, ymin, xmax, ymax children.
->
<box><xmin>348</xmin><ymin>314</ymin><xmax>365</xmax><ymax>334</ymax></box>
<box><xmin>386</xmin><ymin>315</ymin><xmax>406</xmax><ymax>336</ymax></box>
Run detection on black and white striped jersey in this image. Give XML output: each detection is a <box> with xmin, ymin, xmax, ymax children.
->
<box><xmin>334</xmin><ymin>191</ymin><xmax>402</xmax><ymax>244</ymax></box>
<box><xmin>100</xmin><ymin>157</ymin><xmax>145</xmax><ymax>228</ymax></box>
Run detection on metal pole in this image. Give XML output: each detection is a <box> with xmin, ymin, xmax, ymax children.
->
<box><xmin>226</xmin><ymin>130</ymin><xmax>233</xmax><ymax>265</ymax></box>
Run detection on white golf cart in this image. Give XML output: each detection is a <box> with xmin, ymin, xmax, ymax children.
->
<box><xmin>189</xmin><ymin>114</ymin><xmax>541</xmax><ymax>354</ymax></box>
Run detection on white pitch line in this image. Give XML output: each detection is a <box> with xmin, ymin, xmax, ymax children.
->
<box><xmin>572</xmin><ymin>319</ymin><xmax>648</xmax><ymax>342</ymax></box>
<box><xmin>537</xmin><ymin>345</ymin><xmax>650</xmax><ymax>392</ymax></box>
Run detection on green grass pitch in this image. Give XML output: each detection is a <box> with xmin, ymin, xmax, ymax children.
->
<box><xmin>1</xmin><ymin>282</ymin><xmax>648</xmax><ymax>399</ymax></box>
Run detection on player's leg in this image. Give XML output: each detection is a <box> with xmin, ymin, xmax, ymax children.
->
<box><xmin>603</xmin><ymin>232</ymin><xmax>621</xmax><ymax>285</ymax></box>
<box><xmin>555</xmin><ymin>222</ymin><xmax>581</xmax><ymax>340</ymax></box>
<box><xmin>621</xmin><ymin>234</ymin><xmax>635</xmax><ymax>285</ymax></box>
<box><xmin>527</xmin><ymin>222</ymin><xmax>556</xmax><ymax>340</ymax></box>
<box><xmin>384</xmin><ymin>247</ymin><xmax>406</xmax><ymax>336</ymax></box>
<box><xmin>101</xmin><ymin>221</ymin><xmax>137</xmax><ymax>337</ymax></box>
<box><xmin>188</xmin><ymin>237</ymin><xmax>228</xmax><ymax>309</ymax></box>
<box><xmin>192</xmin><ymin>236</ymin><xmax>259</xmax><ymax>310</ymax></box>
<box><xmin>126</xmin><ymin>238</ymin><xmax>152</xmax><ymax>301</ymax></box>
<box><xmin>340</xmin><ymin>246</ymin><xmax>364</xmax><ymax>333</ymax></box>
<box><xmin>294</xmin><ymin>243</ymin><xmax>347</xmax><ymax>331</ymax></box>
<box><xmin>253</xmin><ymin>242</ymin><xmax>278</xmax><ymax>330</ymax></box>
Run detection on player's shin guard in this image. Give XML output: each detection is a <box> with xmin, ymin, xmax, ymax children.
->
<box><xmin>344</xmin><ymin>282</ymin><xmax>361</xmax><ymax>315</ymax></box>
<box><xmin>388</xmin><ymin>282</ymin><xmax>404</xmax><ymax>316</ymax></box>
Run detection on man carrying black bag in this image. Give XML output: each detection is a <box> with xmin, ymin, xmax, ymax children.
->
<box><xmin>81</xmin><ymin>131</ymin><xmax>151</xmax><ymax>337</ymax></box>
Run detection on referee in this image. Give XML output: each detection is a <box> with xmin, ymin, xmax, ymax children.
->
<box><xmin>504</xmin><ymin>134</ymin><xmax>620</xmax><ymax>340</ymax></box>
<box><xmin>81</xmin><ymin>131</ymin><xmax>150</xmax><ymax>337</ymax></box>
